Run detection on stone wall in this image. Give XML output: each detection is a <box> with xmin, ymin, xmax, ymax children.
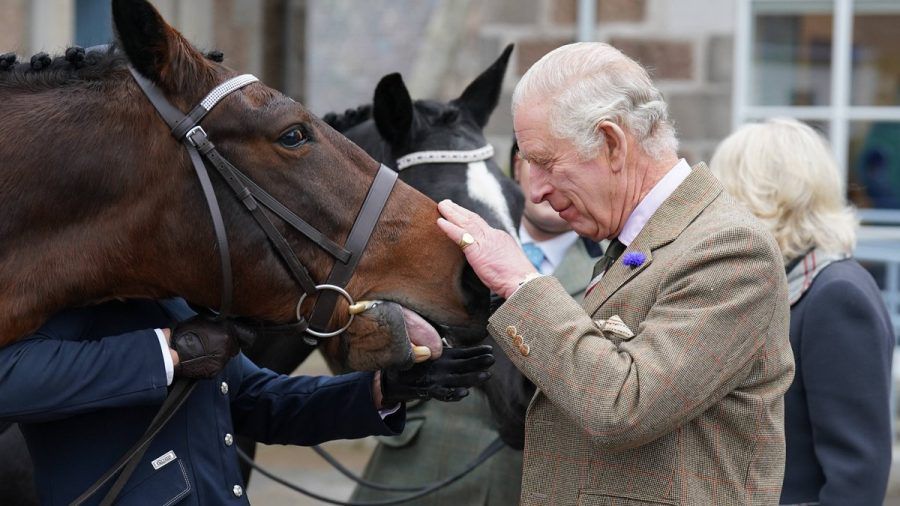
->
<box><xmin>306</xmin><ymin>0</ymin><xmax>738</xmax><ymax>170</ymax></box>
<box><xmin>4</xmin><ymin>0</ymin><xmax>737</xmax><ymax>167</ymax></box>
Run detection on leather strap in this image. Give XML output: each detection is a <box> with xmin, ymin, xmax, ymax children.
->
<box><xmin>307</xmin><ymin>165</ymin><xmax>397</xmax><ymax>336</ymax></box>
<box><xmin>70</xmin><ymin>379</ymin><xmax>197</xmax><ymax>506</ymax></box>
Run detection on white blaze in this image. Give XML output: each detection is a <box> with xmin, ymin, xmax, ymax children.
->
<box><xmin>465</xmin><ymin>161</ymin><xmax>518</xmax><ymax>239</ymax></box>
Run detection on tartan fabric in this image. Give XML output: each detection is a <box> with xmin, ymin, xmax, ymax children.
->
<box><xmin>350</xmin><ymin>391</ymin><xmax>523</xmax><ymax>505</ymax></box>
<box><xmin>488</xmin><ymin>164</ymin><xmax>794</xmax><ymax>505</ymax></box>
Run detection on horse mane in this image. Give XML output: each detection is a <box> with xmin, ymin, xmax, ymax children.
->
<box><xmin>0</xmin><ymin>45</ymin><xmax>224</xmax><ymax>91</ymax></box>
<box><xmin>322</xmin><ymin>104</ymin><xmax>373</xmax><ymax>133</ymax></box>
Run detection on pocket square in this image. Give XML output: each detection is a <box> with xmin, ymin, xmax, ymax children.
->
<box><xmin>593</xmin><ymin>315</ymin><xmax>635</xmax><ymax>339</ymax></box>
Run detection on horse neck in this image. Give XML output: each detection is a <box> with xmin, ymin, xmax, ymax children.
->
<box><xmin>0</xmin><ymin>84</ymin><xmax>215</xmax><ymax>344</ymax></box>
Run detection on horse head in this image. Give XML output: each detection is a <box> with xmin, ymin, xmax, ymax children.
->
<box><xmin>324</xmin><ymin>45</ymin><xmax>524</xmax><ymax>346</ymax></box>
<box><xmin>0</xmin><ymin>0</ymin><xmax>488</xmax><ymax>371</ymax></box>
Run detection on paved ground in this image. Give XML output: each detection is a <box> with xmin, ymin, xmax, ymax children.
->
<box><xmin>247</xmin><ymin>351</ymin><xmax>900</xmax><ymax>505</ymax></box>
<box><xmin>247</xmin><ymin>439</ymin><xmax>376</xmax><ymax>505</ymax></box>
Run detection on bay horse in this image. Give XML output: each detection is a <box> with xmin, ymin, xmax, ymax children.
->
<box><xmin>241</xmin><ymin>45</ymin><xmax>534</xmax><ymax>497</ymax></box>
<box><xmin>0</xmin><ymin>0</ymin><xmax>489</xmax><ymax>501</ymax></box>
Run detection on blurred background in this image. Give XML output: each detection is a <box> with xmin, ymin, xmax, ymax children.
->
<box><xmin>3</xmin><ymin>0</ymin><xmax>899</xmax><ymax>503</ymax></box>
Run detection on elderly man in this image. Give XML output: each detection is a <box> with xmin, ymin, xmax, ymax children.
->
<box><xmin>437</xmin><ymin>42</ymin><xmax>794</xmax><ymax>505</ymax></box>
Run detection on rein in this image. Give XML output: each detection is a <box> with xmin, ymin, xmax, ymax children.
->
<box><xmin>71</xmin><ymin>67</ymin><xmax>397</xmax><ymax>506</ymax></box>
<box><xmin>237</xmin><ymin>436</ymin><xmax>505</xmax><ymax>505</ymax></box>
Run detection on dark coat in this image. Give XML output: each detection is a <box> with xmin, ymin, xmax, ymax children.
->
<box><xmin>780</xmin><ymin>260</ymin><xmax>894</xmax><ymax>505</ymax></box>
<box><xmin>0</xmin><ymin>298</ymin><xmax>403</xmax><ymax>505</ymax></box>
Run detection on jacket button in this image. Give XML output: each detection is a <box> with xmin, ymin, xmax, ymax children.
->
<box><xmin>505</xmin><ymin>325</ymin><xmax>517</xmax><ymax>338</ymax></box>
<box><xmin>513</xmin><ymin>334</ymin><xmax>524</xmax><ymax>347</ymax></box>
<box><xmin>220</xmin><ymin>382</ymin><xmax>229</xmax><ymax>395</ymax></box>
<box><xmin>224</xmin><ymin>433</ymin><xmax>234</xmax><ymax>447</ymax></box>
<box><xmin>519</xmin><ymin>343</ymin><xmax>530</xmax><ymax>356</ymax></box>
<box><xmin>232</xmin><ymin>485</ymin><xmax>243</xmax><ymax>497</ymax></box>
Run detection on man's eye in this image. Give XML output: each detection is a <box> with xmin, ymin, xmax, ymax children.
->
<box><xmin>278</xmin><ymin>128</ymin><xmax>307</xmax><ymax>149</ymax></box>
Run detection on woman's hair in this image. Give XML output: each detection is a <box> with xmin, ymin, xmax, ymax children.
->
<box><xmin>512</xmin><ymin>42</ymin><xmax>677</xmax><ymax>160</ymax></box>
<box><xmin>709</xmin><ymin>118</ymin><xmax>857</xmax><ymax>262</ymax></box>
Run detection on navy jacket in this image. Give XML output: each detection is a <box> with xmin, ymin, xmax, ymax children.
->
<box><xmin>0</xmin><ymin>298</ymin><xmax>404</xmax><ymax>505</ymax></box>
<box><xmin>780</xmin><ymin>260</ymin><xmax>893</xmax><ymax>505</ymax></box>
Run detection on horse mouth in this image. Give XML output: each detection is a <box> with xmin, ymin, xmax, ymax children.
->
<box><xmin>358</xmin><ymin>300</ymin><xmax>485</xmax><ymax>361</ymax></box>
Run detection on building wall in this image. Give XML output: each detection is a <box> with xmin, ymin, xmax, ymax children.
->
<box><xmin>4</xmin><ymin>0</ymin><xmax>737</xmax><ymax>167</ymax></box>
<box><xmin>307</xmin><ymin>0</ymin><xmax>738</xmax><ymax>169</ymax></box>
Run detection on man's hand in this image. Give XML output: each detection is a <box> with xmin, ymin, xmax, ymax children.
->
<box><xmin>380</xmin><ymin>345</ymin><xmax>495</xmax><ymax>406</ymax></box>
<box><xmin>437</xmin><ymin>200</ymin><xmax>537</xmax><ymax>299</ymax></box>
<box><xmin>166</xmin><ymin>317</ymin><xmax>250</xmax><ymax>379</ymax></box>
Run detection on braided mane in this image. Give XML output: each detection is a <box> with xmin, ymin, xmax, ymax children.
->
<box><xmin>322</xmin><ymin>104</ymin><xmax>373</xmax><ymax>132</ymax></box>
<box><xmin>0</xmin><ymin>45</ymin><xmax>224</xmax><ymax>91</ymax></box>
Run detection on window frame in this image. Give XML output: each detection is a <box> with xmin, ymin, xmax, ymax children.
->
<box><xmin>734</xmin><ymin>0</ymin><xmax>900</xmax><ymax>221</ymax></box>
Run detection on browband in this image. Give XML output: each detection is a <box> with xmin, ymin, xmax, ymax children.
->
<box><xmin>396</xmin><ymin>144</ymin><xmax>494</xmax><ymax>170</ymax></box>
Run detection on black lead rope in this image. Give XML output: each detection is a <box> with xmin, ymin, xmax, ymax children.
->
<box><xmin>237</xmin><ymin>437</ymin><xmax>505</xmax><ymax>505</ymax></box>
<box><xmin>69</xmin><ymin>379</ymin><xmax>197</xmax><ymax>506</ymax></box>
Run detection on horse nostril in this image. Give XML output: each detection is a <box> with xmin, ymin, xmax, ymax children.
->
<box><xmin>460</xmin><ymin>264</ymin><xmax>490</xmax><ymax>322</ymax></box>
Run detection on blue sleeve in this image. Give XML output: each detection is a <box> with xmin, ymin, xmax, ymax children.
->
<box><xmin>0</xmin><ymin>330</ymin><xmax>169</xmax><ymax>423</ymax></box>
<box><xmin>230</xmin><ymin>355</ymin><xmax>404</xmax><ymax>446</ymax></box>
<box><xmin>800</xmin><ymin>276</ymin><xmax>894</xmax><ymax>505</ymax></box>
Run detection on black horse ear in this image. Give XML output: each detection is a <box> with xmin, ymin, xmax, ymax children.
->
<box><xmin>112</xmin><ymin>0</ymin><xmax>206</xmax><ymax>91</ymax></box>
<box><xmin>454</xmin><ymin>44</ymin><xmax>514</xmax><ymax>128</ymax></box>
<box><xmin>373</xmin><ymin>73</ymin><xmax>414</xmax><ymax>148</ymax></box>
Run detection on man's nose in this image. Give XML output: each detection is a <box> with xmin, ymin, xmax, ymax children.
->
<box><xmin>528</xmin><ymin>167</ymin><xmax>552</xmax><ymax>204</ymax></box>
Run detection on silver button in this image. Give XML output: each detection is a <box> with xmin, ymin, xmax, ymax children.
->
<box><xmin>220</xmin><ymin>382</ymin><xmax>229</xmax><ymax>395</ymax></box>
<box><xmin>232</xmin><ymin>484</ymin><xmax>243</xmax><ymax>497</ymax></box>
<box><xmin>224</xmin><ymin>433</ymin><xmax>233</xmax><ymax>446</ymax></box>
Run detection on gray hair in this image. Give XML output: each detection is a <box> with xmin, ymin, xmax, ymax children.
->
<box><xmin>512</xmin><ymin>42</ymin><xmax>678</xmax><ymax>160</ymax></box>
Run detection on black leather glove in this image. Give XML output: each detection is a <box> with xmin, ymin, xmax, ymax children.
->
<box><xmin>170</xmin><ymin>317</ymin><xmax>255</xmax><ymax>379</ymax></box>
<box><xmin>381</xmin><ymin>345</ymin><xmax>494</xmax><ymax>405</ymax></box>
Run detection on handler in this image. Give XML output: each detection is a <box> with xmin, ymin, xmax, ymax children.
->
<box><xmin>0</xmin><ymin>298</ymin><xmax>493</xmax><ymax>505</ymax></box>
<box><xmin>437</xmin><ymin>42</ymin><xmax>795</xmax><ymax>505</ymax></box>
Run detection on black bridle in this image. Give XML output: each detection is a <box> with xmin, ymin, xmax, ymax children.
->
<box><xmin>131</xmin><ymin>68</ymin><xmax>398</xmax><ymax>342</ymax></box>
<box><xmin>71</xmin><ymin>68</ymin><xmax>397</xmax><ymax>506</ymax></box>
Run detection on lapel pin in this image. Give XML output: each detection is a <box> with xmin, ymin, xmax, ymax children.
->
<box><xmin>621</xmin><ymin>252</ymin><xmax>646</xmax><ymax>268</ymax></box>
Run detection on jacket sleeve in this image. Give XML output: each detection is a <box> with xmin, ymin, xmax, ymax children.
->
<box><xmin>800</xmin><ymin>275</ymin><xmax>893</xmax><ymax>505</ymax></box>
<box><xmin>488</xmin><ymin>226</ymin><xmax>791</xmax><ymax>451</ymax></box>
<box><xmin>0</xmin><ymin>330</ymin><xmax>169</xmax><ymax>423</ymax></box>
<box><xmin>230</xmin><ymin>355</ymin><xmax>404</xmax><ymax>446</ymax></box>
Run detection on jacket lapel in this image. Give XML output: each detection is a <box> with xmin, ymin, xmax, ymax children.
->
<box><xmin>553</xmin><ymin>238</ymin><xmax>596</xmax><ymax>297</ymax></box>
<box><xmin>582</xmin><ymin>163</ymin><xmax>722</xmax><ymax>315</ymax></box>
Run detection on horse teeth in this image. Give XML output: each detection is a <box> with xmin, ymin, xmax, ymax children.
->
<box><xmin>413</xmin><ymin>346</ymin><xmax>432</xmax><ymax>362</ymax></box>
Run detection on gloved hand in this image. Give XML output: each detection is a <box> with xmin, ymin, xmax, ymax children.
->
<box><xmin>381</xmin><ymin>345</ymin><xmax>494</xmax><ymax>405</ymax></box>
<box><xmin>170</xmin><ymin>317</ymin><xmax>254</xmax><ymax>379</ymax></box>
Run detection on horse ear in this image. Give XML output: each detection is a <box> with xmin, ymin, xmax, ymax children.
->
<box><xmin>112</xmin><ymin>0</ymin><xmax>205</xmax><ymax>91</ymax></box>
<box><xmin>454</xmin><ymin>44</ymin><xmax>514</xmax><ymax>128</ymax></box>
<box><xmin>373</xmin><ymin>73</ymin><xmax>414</xmax><ymax>148</ymax></box>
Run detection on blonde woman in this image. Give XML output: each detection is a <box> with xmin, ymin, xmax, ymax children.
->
<box><xmin>710</xmin><ymin>118</ymin><xmax>894</xmax><ymax>505</ymax></box>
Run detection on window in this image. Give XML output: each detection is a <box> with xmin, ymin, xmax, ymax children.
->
<box><xmin>75</xmin><ymin>0</ymin><xmax>112</xmax><ymax>47</ymax></box>
<box><xmin>734</xmin><ymin>0</ymin><xmax>900</xmax><ymax>214</ymax></box>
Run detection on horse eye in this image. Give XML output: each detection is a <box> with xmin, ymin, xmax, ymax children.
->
<box><xmin>278</xmin><ymin>128</ymin><xmax>307</xmax><ymax>149</ymax></box>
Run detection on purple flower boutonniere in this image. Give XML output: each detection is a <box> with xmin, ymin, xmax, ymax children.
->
<box><xmin>621</xmin><ymin>252</ymin><xmax>646</xmax><ymax>268</ymax></box>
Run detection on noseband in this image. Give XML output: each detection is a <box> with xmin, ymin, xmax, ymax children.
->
<box><xmin>129</xmin><ymin>68</ymin><xmax>397</xmax><ymax>343</ymax></box>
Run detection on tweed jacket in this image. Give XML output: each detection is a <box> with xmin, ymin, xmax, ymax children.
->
<box><xmin>488</xmin><ymin>164</ymin><xmax>794</xmax><ymax>505</ymax></box>
<box><xmin>352</xmin><ymin>237</ymin><xmax>600</xmax><ymax>505</ymax></box>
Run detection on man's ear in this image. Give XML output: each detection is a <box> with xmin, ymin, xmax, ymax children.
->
<box><xmin>596</xmin><ymin>121</ymin><xmax>628</xmax><ymax>173</ymax></box>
